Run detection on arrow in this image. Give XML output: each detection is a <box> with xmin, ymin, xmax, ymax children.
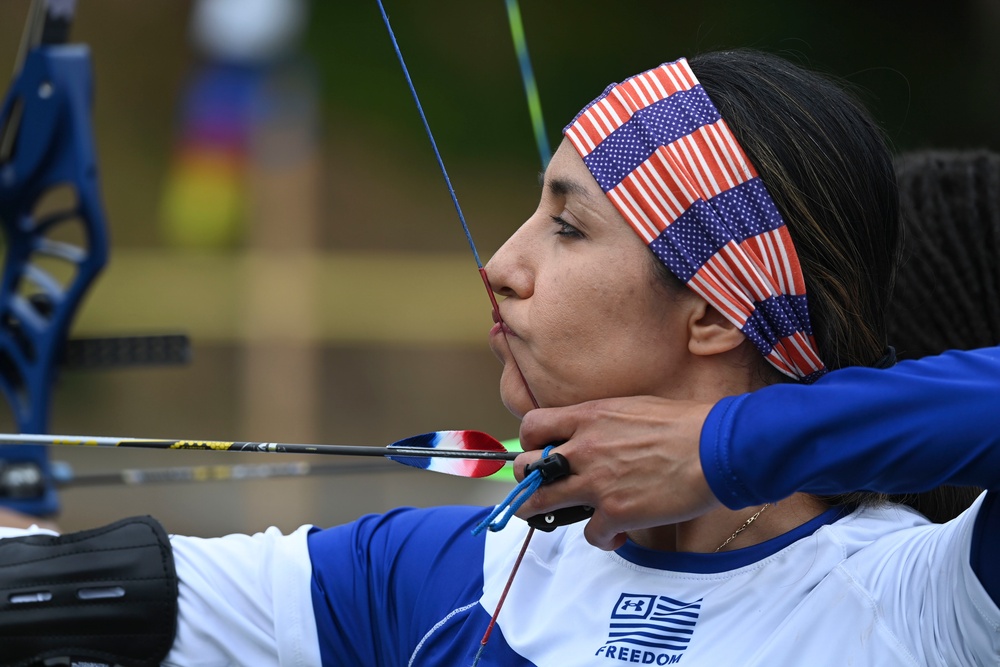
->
<box><xmin>0</xmin><ymin>430</ymin><xmax>516</xmax><ymax>479</ymax></box>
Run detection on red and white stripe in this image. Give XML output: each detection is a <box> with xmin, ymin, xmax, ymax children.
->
<box><xmin>565</xmin><ymin>60</ymin><xmax>699</xmax><ymax>158</ymax></box>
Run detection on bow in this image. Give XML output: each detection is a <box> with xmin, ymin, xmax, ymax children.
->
<box><xmin>0</xmin><ymin>0</ymin><xmax>108</xmax><ymax>515</ymax></box>
<box><xmin>0</xmin><ymin>1</ymin><xmax>192</xmax><ymax>516</ymax></box>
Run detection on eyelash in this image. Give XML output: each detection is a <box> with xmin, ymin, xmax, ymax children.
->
<box><xmin>551</xmin><ymin>215</ymin><xmax>584</xmax><ymax>238</ymax></box>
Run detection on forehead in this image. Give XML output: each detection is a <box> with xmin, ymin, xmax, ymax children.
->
<box><xmin>543</xmin><ymin>140</ymin><xmax>606</xmax><ymax>200</ymax></box>
<box><xmin>542</xmin><ymin>142</ymin><xmax>660</xmax><ymax>267</ymax></box>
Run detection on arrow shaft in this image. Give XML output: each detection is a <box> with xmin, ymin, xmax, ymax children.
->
<box><xmin>0</xmin><ymin>434</ymin><xmax>518</xmax><ymax>462</ymax></box>
<box><xmin>56</xmin><ymin>462</ymin><xmax>401</xmax><ymax>489</ymax></box>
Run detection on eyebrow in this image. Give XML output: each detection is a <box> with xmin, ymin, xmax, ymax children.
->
<box><xmin>544</xmin><ymin>175</ymin><xmax>593</xmax><ymax>199</ymax></box>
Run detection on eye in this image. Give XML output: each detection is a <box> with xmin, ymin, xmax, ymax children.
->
<box><xmin>551</xmin><ymin>215</ymin><xmax>584</xmax><ymax>239</ymax></box>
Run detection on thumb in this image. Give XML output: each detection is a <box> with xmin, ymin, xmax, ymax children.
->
<box><xmin>583</xmin><ymin>511</ymin><xmax>628</xmax><ymax>551</ymax></box>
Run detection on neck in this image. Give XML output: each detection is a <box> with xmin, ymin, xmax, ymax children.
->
<box><xmin>626</xmin><ymin>493</ymin><xmax>828</xmax><ymax>553</ymax></box>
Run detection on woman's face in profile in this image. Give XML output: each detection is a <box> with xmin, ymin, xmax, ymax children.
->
<box><xmin>485</xmin><ymin>140</ymin><xmax>699</xmax><ymax>418</ymax></box>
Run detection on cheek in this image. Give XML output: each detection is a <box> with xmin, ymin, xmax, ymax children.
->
<box><xmin>517</xmin><ymin>258</ymin><xmax>681</xmax><ymax>405</ymax></box>
<box><xmin>569</xmin><ymin>290</ymin><xmax>681</xmax><ymax>388</ymax></box>
<box><xmin>530</xmin><ymin>284</ymin><xmax>646</xmax><ymax>385</ymax></box>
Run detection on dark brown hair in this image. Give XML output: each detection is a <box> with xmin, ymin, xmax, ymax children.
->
<box><xmin>687</xmin><ymin>50</ymin><xmax>901</xmax><ymax>513</ymax></box>
<box><xmin>689</xmin><ymin>50</ymin><xmax>901</xmax><ymax>372</ymax></box>
<box><xmin>889</xmin><ymin>150</ymin><xmax>1000</xmax><ymax>358</ymax></box>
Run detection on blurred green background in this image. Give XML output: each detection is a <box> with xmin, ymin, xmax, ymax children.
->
<box><xmin>0</xmin><ymin>0</ymin><xmax>997</xmax><ymax>536</ymax></box>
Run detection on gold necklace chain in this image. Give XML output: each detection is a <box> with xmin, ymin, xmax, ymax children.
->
<box><xmin>715</xmin><ymin>503</ymin><xmax>771</xmax><ymax>552</ymax></box>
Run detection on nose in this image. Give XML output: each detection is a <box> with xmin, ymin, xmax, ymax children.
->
<box><xmin>484</xmin><ymin>218</ymin><xmax>535</xmax><ymax>301</ymax></box>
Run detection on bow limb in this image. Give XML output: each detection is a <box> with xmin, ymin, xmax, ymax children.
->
<box><xmin>0</xmin><ymin>0</ymin><xmax>109</xmax><ymax>515</ymax></box>
<box><xmin>504</xmin><ymin>0</ymin><xmax>551</xmax><ymax>169</ymax></box>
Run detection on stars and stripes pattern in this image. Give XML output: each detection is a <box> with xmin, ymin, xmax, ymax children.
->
<box><xmin>605</xmin><ymin>593</ymin><xmax>702</xmax><ymax>653</ymax></box>
<box><xmin>563</xmin><ymin>58</ymin><xmax>825</xmax><ymax>381</ymax></box>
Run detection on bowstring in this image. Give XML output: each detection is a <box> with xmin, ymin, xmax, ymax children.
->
<box><xmin>374</xmin><ymin>0</ymin><xmax>481</xmax><ymax>268</ymax></box>
<box><xmin>374</xmin><ymin>2</ymin><xmax>551</xmax><ymax>663</ymax></box>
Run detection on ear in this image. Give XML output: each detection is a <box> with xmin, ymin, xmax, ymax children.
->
<box><xmin>686</xmin><ymin>299</ymin><xmax>745</xmax><ymax>357</ymax></box>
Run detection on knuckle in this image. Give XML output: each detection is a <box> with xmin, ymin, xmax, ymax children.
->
<box><xmin>518</xmin><ymin>412</ymin><xmax>547</xmax><ymax>450</ymax></box>
<box><xmin>600</xmin><ymin>494</ymin><xmax>631</xmax><ymax>524</ymax></box>
<box><xmin>578</xmin><ymin>401</ymin><xmax>602</xmax><ymax>423</ymax></box>
<box><xmin>520</xmin><ymin>410</ymin><xmax>538</xmax><ymax>433</ymax></box>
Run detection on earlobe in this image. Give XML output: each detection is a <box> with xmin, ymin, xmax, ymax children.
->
<box><xmin>688</xmin><ymin>301</ymin><xmax>745</xmax><ymax>356</ymax></box>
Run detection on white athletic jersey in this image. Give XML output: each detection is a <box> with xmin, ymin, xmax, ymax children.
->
<box><xmin>155</xmin><ymin>494</ymin><xmax>999</xmax><ymax>666</ymax></box>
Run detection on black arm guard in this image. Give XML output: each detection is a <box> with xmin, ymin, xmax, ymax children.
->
<box><xmin>0</xmin><ymin>516</ymin><xmax>178</xmax><ymax>667</ymax></box>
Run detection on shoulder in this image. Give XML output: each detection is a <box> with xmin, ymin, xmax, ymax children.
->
<box><xmin>307</xmin><ymin>506</ymin><xmax>494</xmax><ymax>580</ymax></box>
<box><xmin>829</xmin><ymin>495</ymin><xmax>1000</xmax><ymax>660</ymax></box>
<box><xmin>830</xmin><ymin>497</ymin><xmax>983</xmax><ymax>560</ymax></box>
<box><xmin>309</xmin><ymin>505</ymin><xmax>490</xmax><ymax>549</ymax></box>
<box><xmin>827</xmin><ymin>497</ymin><xmax>990</xmax><ymax>602</ymax></box>
<box><xmin>825</xmin><ymin>502</ymin><xmax>931</xmax><ymax>550</ymax></box>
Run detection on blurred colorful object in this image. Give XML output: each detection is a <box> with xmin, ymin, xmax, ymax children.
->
<box><xmin>159</xmin><ymin>0</ymin><xmax>310</xmax><ymax>248</ymax></box>
<box><xmin>159</xmin><ymin>64</ymin><xmax>261</xmax><ymax>247</ymax></box>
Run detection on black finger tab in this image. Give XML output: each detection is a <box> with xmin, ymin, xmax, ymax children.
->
<box><xmin>528</xmin><ymin>505</ymin><xmax>596</xmax><ymax>532</ymax></box>
<box><xmin>525</xmin><ymin>449</ymin><xmax>594</xmax><ymax>531</ymax></box>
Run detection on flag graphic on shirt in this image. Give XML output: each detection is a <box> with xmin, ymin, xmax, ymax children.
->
<box><xmin>602</xmin><ymin>592</ymin><xmax>702</xmax><ymax>653</ymax></box>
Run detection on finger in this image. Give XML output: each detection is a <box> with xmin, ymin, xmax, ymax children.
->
<box><xmin>512</xmin><ymin>473</ymin><xmax>592</xmax><ymax>518</ymax></box>
<box><xmin>583</xmin><ymin>512</ymin><xmax>628</xmax><ymax>551</ymax></box>
<box><xmin>519</xmin><ymin>405</ymin><xmax>581</xmax><ymax>451</ymax></box>
<box><xmin>512</xmin><ymin>450</ymin><xmax>544</xmax><ymax>482</ymax></box>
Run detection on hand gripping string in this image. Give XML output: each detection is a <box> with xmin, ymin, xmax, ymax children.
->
<box><xmin>473</xmin><ymin>445</ymin><xmax>555</xmax><ymax>534</ymax></box>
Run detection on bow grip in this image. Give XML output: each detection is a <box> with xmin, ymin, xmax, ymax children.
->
<box><xmin>524</xmin><ymin>450</ymin><xmax>595</xmax><ymax>532</ymax></box>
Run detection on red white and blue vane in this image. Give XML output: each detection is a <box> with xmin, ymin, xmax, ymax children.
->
<box><xmin>385</xmin><ymin>430</ymin><xmax>511</xmax><ymax>477</ymax></box>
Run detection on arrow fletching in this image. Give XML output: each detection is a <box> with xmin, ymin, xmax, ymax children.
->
<box><xmin>387</xmin><ymin>430</ymin><xmax>510</xmax><ymax>478</ymax></box>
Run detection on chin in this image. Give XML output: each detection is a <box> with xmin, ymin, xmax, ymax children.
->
<box><xmin>499</xmin><ymin>375</ymin><xmax>534</xmax><ymax>419</ymax></box>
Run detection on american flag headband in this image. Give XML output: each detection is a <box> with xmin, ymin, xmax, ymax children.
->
<box><xmin>564</xmin><ymin>57</ymin><xmax>827</xmax><ymax>382</ymax></box>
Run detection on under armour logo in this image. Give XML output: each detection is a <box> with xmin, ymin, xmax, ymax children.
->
<box><xmin>613</xmin><ymin>594</ymin><xmax>655</xmax><ymax>619</ymax></box>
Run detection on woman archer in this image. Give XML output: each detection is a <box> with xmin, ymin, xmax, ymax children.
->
<box><xmin>2</xmin><ymin>49</ymin><xmax>999</xmax><ymax>666</ymax></box>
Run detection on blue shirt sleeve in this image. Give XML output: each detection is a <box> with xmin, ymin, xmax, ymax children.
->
<box><xmin>699</xmin><ymin>345</ymin><xmax>1000</xmax><ymax>605</ymax></box>
<box><xmin>700</xmin><ymin>346</ymin><xmax>1000</xmax><ymax>507</ymax></box>
<box><xmin>307</xmin><ymin>505</ymin><xmax>492</xmax><ymax>666</ymax></box>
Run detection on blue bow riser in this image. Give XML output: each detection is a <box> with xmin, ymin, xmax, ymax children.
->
<box><xmin>0</xmin><ymin>45</ymin><xmax>110</xmax><ymax>515</ymax></box>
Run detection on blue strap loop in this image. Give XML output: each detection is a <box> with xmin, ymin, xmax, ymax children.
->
<box><xmin>473</xmin><ymin>445</ymin><xmax>555</xmax><ymax>534</ymax></box>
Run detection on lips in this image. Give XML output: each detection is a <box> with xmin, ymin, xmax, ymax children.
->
<box><xmin>489</xmin><ymin>308</ymin><xmax>517</xmax><ymax>338</ymax></box>
<box><xmin>490</xmin><ymin>322</ymin><xmax>516</xmax><ymax>338</ymax></box>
